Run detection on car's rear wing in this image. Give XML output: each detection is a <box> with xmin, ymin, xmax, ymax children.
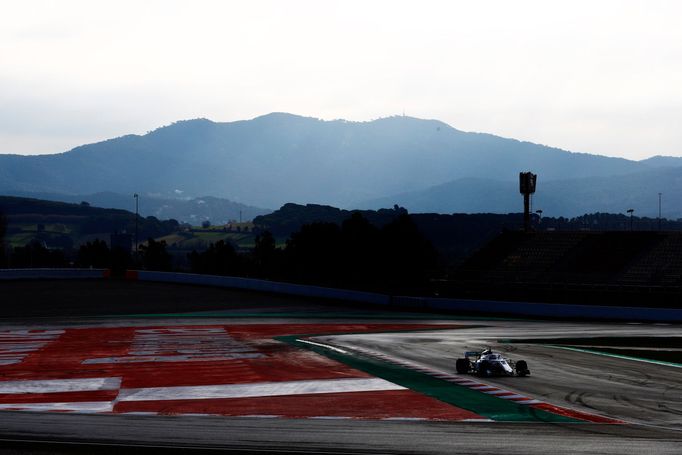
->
<box><xmin>464</xmin><ymin>351</ymin><xmax>481</xmax><ymax>358</ymax></box>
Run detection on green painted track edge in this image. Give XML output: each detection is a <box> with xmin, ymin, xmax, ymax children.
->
<box><xmin>276</xmin><ymin>334</ymin><xmax>582</xmax><ymax>423</ymax></box>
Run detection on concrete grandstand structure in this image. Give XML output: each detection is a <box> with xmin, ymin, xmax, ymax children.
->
<box><xmin>448</xmin><ymin>231</ymin><xmax>682</xmax><ymax>307</ymax></box>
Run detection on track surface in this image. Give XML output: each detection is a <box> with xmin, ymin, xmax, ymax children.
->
<box><xmin>0</xmin><ymin>280</ymin><xmax>681</xmax><ymax>454</ymax></box>
<box><xmin>319</xmin><ymin>321</ymin><xmax>682</xmax><ymax>429</ymax></box>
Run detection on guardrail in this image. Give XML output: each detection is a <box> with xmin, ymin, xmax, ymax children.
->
<box><xmin>0</xmin><ymin>268</ymin><xmax>107</xmax><ymax>280</ymax></box>
<box><xmin>131</xmin><ymin>270</ymin><xmax>391</xmax><ymax>306</ymax></box>
<box><xmin>1</xmin><ymin>268</ymin><xmax>680</xmax><ymax>322</ymax></box>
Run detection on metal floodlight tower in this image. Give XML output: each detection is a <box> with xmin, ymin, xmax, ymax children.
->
<box><xmin>658</xmin><ymin>193</ymin><xmax>662</xmax><ymax>231</ymax></box>
<box><xmin>519</xmin><ymin>172</ymin><xmax>537</xmax><ymax>232</ymax></box>
<box><xmin>133</xmin><ymin>193</ymin><xmax>139</xmax><ymax>252</ymax></box>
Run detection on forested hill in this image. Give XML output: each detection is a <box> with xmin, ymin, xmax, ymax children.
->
<box><xmin>0</xmin><ymin>196</ymin><xmax>179</xmax><ymax>249</ymax></box>
<box><xmin>0</xmin><ymin>113</ymin><xmax>665</xmax><ymax>212</ymax></box>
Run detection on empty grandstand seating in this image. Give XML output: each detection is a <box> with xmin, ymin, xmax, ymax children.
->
<box><xmin>457</xmin><ymin>231</ymin><xmax>682</xmax><ymax>288</ymax></box>
<box><xmin>620</xmin><ymin>234</ymin><xmax>682</xmax><ymax>285</ymax></box>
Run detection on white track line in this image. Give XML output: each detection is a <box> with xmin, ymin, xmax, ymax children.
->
<box><xmin>0</xmin><ymin>401</ymin><xmax>114</xmax><ymax>412</ymax></box>
<box><xmin>117</xmin><ymin>378</ymin><xmax>405</xmax><ymax>402</ymax></box>
<box><xmin>0</xmin><ymin>377</ymin><xmax>121</xmax><ymax>394</ymax></box>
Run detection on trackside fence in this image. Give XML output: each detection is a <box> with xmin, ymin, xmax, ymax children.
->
<box><xmin>132</xmin><ymin>270</ymin><xmax>391</xmax><ymax>306</ymax></box>
<box><xmin>2</xmin><ymin>268</ymin><xmax>681</xmax><ymax>322</ymax></box>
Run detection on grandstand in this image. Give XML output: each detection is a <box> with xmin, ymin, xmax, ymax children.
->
<box><xmin>446</xmin><ymin>231</ymin><xmax>682</xmax><ymax>307</ymax></box>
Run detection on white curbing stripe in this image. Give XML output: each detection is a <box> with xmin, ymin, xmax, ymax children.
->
<box><xmin>382</xmin><ymin>417</ymin><xmax>428</xmax><ymax>421</ymax></box>
<box><xmin>500</xmin><ymin>394</ymin><xmax>529</xmax><ymax>400</ymax></box>
<box><xmin>117</xmin><ymin>378</ymin><xmax>405</xmax><ymax>402</ymax></box>
<box><xmin>309</xmin><ymin>416</ymin><xmax>353</xmax><ymax>420</ymax></box>
<box><xmin>0</xmin><ymin>377</ymin><xmax>121</xmax><ymax>394</ymax></box>
<box><xmin>0</xmin><ymin>401</ymin><xmax>114</xmax><ymax>412</ymax></box>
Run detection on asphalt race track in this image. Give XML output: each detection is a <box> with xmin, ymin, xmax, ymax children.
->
<box><xmin>0</xmin><ymin>280</ymin><xmax>681</xmax><ymax>454</ymax></box>
<box><xmin>319</xmin><ymin>321</ymin><xmax>682</xmax><ymax>428</ymax></box>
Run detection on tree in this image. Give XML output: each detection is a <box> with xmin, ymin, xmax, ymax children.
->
<box><xmin>0</xmin><ymin>211</ymin><xmax>7</xmax><ymax>268</ymax></box>
<box><xmin>201</xmin><ymin>220</ymin><xmax>211</xmax><ymax>229</ymax></box>
<box><xmin>339</xmin><ymin>212</ymin><xmax>380</xmax><ymax>286</ymax></box>
<box><xmin>284</xmin><ymin>222</ymin><xmax>342</xmax><ymax>284</ymax></box>
<box><xmin>252</xmin><ymin>230</ymin><xmax>280</xmax><ymax>277</ymax></box>
<box><xmin>139</xmin><ymin>238</ymin><xmax>172</xmax><ymax>271</ymax></box>
<box><xmin>188</xmin><ymin>240</ymin><xmax>239</xmax><ymax>275</ymax></box>
<box><xmin>10</xmin><ymin>240</ymin><xmax>66</xmax><ymax>268</ymax></box>
<box><xmin>378</xmin><ymin>214</ymin><xmax>438</xmax><ymax>292</ymax></box>
<box><xmin>77</xmin><ymin>239</ymin><xmax>110</xmax><ymax>268</ymax></box>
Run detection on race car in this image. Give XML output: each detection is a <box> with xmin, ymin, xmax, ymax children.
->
<box><xmin>455</xmin><ymin>349</ymin><xmax>530</xmax><ymax>377</ymax></box>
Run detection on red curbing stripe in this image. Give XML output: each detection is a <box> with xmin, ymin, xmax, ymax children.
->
<box><xmin>113</xmin><ymin>390</ymin><xmax>487</xmax><ymax>421</ymax></box>
<box><xmin>531</xmin><ymin>403</ymin><xmax>624</xmax><ymax>424</ymax></box>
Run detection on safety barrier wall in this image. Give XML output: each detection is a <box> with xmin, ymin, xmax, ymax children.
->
<box><xmin>2</xmin><ymin>268</ymin><xmax>680</xmax><ymax>322</ymax></box>
<box><xmin>135</xmin><ymin>271</ymin><xmax>681</xmax><ymax>322</ymax></box>
<box><xmin>133</xmin><ymin>270</ymin><xmax>391</xmax><ymax>306</ymax></box>
<box><xmin>392</xmin><ymin>296</ymin><xmax>682</xmax><ymax>322</ymax></box>
<box><xmin>0</xmin><ymin>268</ymin><xmax>107</xmax><ymax>280</ymax></box>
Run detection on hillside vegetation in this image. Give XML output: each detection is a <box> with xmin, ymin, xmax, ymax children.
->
<box><xmin>0</xmin><ymin>196</ymin><xmax>179</xmax><ymax>249</ymax></box>
<box><xmin>2</xmin><ymin>113</ymin><xmax>676</xmax><ymax>217</ymax></box>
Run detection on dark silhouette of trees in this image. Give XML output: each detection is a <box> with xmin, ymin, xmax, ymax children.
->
<box><xmin>377</xmin><ymin>214</ymin><xmax>439</xmax><ymax>292</ymax></box>
<box><xmin>0</xmin><ymin>211</ymin><xmax>7</xmax><ymax>267</ymax></box>
<box><xmin>10</xmin><ymin>240</ymin><xmax>66</xmax><ymax>268</ymax></box>
<box><xmin>78</xmin><ymin>239</ymin><xmax>110</xmax><ymax>268</ymax></box>
<box><xmin>339</xmin><ymin>212</ymin><xmax>381</xmax><ymax>286</ymax></box>
<box><xmin>285</xmin><ymin>222</ymin><xmax>343</xmax><ymax>285</ymax></box>
<box><xmin>0</xmin><ymin>203</ymin><xmax>438</xmax><ymax>293</ymax></box>
<box><xmin>188</xmin><ymin>240</ymin><xmax>239</xmax><ymax>275</ymax></box>
<box><xmin>252</xmin><ymin>230</ymin><xmax>281</xmax><ymax>278</ymax></box>
<box><xmin>139</xmin><ymin>238</ymin><xmax>172</xmax><ymax>271</ymax></box>
<box><xmin>280</xmin><ymin>213</ymin><xmax>437</xmax><ymax>292</ymax></box>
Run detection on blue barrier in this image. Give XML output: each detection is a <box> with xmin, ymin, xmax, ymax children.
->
<box><xmin>134</xmin><ymin>271</ymin><xmax>391</xmax><ymax>306</ymax></box>
<box><xmin>0</xmin><ymin>268</ymin><xmax>106</xmax><ymax>280</ymax></box>
<box><xmin>136</xmin><ymin>271</ymin><xmax>681</xmax><ymax>322</ymax></box>
<box><xmin>1</xmin><ymin>268</ymin><xmax>680</xmax><ymax>322</ymax></box>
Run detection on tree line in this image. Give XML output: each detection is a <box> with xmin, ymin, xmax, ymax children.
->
<box><xmin>0</xmin><ymin>212</ymin><xmax>438</xmax><ymax>295</ymax></box>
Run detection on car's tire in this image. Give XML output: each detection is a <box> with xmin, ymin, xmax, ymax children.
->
<box><xmin>516</xmin><ymin>360</ymin><xmax>530</xmax><ymax>376</ymax></box>
<box><xmin>478</xmin><ymin>360</ymin><xmax>490</xmax><ymax>377</ymax></box>
<box><xmin>456</xmin><ymin>358</ymin><xmax>470</xmax><ymax>374</ymax></box>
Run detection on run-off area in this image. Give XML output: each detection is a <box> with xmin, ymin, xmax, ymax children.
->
<box><xmin>0</xmin><ymin>323</ymin><xmax>491</xmax><ymax>421</ymax></box>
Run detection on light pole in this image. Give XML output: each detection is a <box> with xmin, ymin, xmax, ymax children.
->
<box><xmin>627</xmin><ymin>208</ymin><xmax>634</xmax><ymax>231</ymax></box>
<box><xmin>133</xmin><ymin>193</ymin><xmax>139</xmax><ymax>252</ymax></box>
<box><xmin>658</xmin><ymin>193</ymin><xmax>662</xmax><ymax>231</ymax></box>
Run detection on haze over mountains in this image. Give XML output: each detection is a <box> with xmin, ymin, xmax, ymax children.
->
<box><xmin>2</xmin><ymin>113</ymin><xmax>681</xmax><ymax>220</ymax></box>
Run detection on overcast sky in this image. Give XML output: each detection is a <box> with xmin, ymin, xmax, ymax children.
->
<box><xmin>1</xmin><ymin>0</ymin><xmax>681</xmax><ymax>159</ymax></box>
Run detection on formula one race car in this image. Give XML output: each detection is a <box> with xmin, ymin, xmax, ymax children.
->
<box><xmin>456</xmin><ymin>349</ymin><xmax>530</xmax><ymax>377</ymax></box>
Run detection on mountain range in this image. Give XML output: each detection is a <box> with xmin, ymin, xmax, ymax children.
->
<box><xmin>1</xmin><ymin>112</ymin><xmax>681</xmax><ymax>219</ymax></box>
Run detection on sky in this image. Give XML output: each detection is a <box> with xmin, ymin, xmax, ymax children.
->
<box><xmin>1</xmin><ymin>0</ymin><xmax>681</xmax><ymax>160</ymax></box>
